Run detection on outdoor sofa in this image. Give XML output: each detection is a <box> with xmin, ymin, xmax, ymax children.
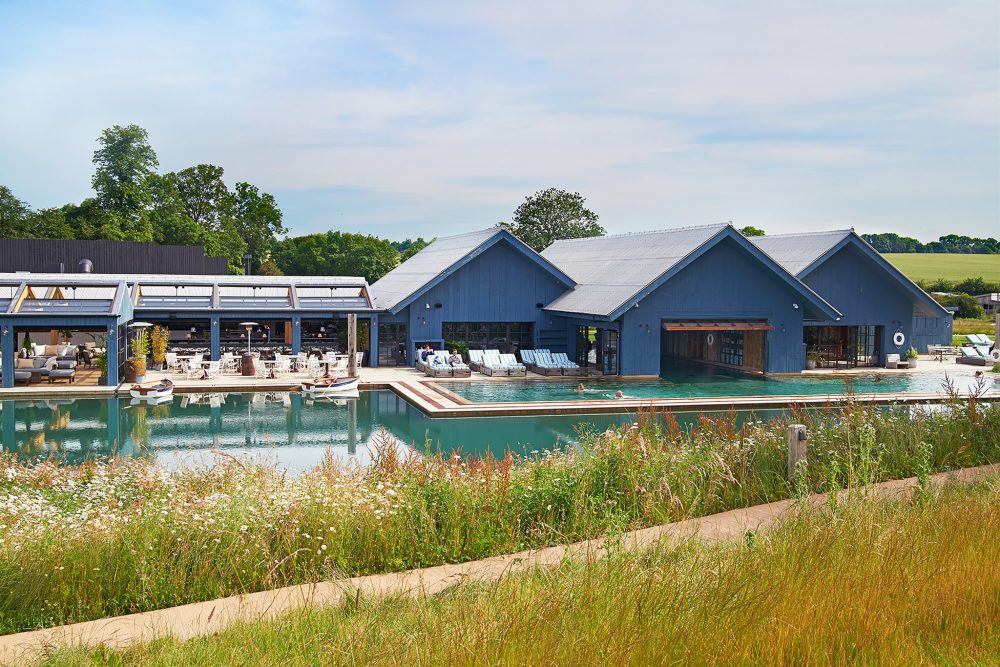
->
<box><xmin>424</xmin><ymin>352</ymin><xmax>471</xmax><ymax>378</ymax></box>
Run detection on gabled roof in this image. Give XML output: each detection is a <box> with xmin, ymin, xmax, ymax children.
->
<box><xmin>747</xmin><ymin>230</ymin><xmax>853</xmax><ymax>275</ymax></box>
<box><xmin>750</xmin><ymin>230</ymin><xmax>949</xmax><ymax>317</ymax></box>
<box><xmin>370</xmin><ymin>227</ymin><xmax>576</xmax><ymax>313</ymax></box>
<box><xmin>541</xmin><ymin>224</ymin><xmax>840</xmax><ymax>321</ymax></box>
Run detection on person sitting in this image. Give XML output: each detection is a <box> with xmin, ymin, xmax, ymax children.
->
<box><xmin>420</xmin><ymin>344</ymin><xmax>433</xmax><ymax>362</ymax></box>
<box><xmin>448</xmin><ymin>350</ymin><xmax>463</xmax><ymax>367</ymax></box>
<box><xmin>431</xmin><ymin>353</ymin><xmax>447</xmax><ymax>367</ymax></box>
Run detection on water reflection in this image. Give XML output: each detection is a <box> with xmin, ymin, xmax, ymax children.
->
<box><xmin>2</xmin><ymin>391</ymin><xmax>792</xmax><ymax>474</ymax></box>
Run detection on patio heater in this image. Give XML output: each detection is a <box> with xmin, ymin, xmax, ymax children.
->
<box><xmin>239</xmin><ymin>322</ymin><xmax>258</xmax><ymax>376</ymax></box>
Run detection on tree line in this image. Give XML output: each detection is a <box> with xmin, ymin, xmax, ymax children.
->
<box><xmin>862</xmin><ymin>232</ymin><xmax>999</xmax><ymax>254</ymax></box>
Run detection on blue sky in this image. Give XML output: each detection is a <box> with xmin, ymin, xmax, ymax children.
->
<box><xmin>0</xmin><ymin>0</ymin><xmax>997</xmax><ymax>241</ymax></box>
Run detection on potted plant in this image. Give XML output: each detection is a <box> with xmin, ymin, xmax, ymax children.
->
<box><xmin>125</xmin><ymin>330</ymin><xmax>149</xmax><ymax>383</ymax></box>
<box><xmin>21</xmin><ymin>332</ymin><xmax>33</xmax><ymax>357</ymax></box>
<box><xmin>60</xmin><ymin>329</ymin><xmax>73</xmax><ymax>344</ymax></box>
<box><xmin>96</xmin><ymin>349</ymin><xmax>109</xmax><ymax>385</ymax></box>
<box><xmin>805</xmin><ymin>349</ymin><xmax>822</xmax><ymax>370</ymax></box>
<box><xmin>149</xmin><ymin>325</ymin><xmax>169</xmax><ymax>371</ymax></box>
<box><xmin>904</xmin><ymin>347</ymin><xmax>919</xmax><ymax>368</ymax></box>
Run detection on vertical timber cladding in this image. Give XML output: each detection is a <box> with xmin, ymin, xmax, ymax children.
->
<box><xmin>661</xmin><ymin>321</ymin><xmax>770</xmax><ymax>374</ymax></box>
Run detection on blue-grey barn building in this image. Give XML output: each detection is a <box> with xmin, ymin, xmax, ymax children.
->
<box><xmin>371</xmin><ymin>223</ymin><xmax>952</xmax><ymax>376</ymax></box>
<box><xmin>750</xmin><ymin>230</ymin><xmax>952</xmax><ymax>366</ymax></box>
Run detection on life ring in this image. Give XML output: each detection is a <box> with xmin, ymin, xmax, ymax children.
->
<box><xmin>991</xmin><ymin>349</ymin><xmax>1000</xmax><ymax>362</ymax></box>
<box><xmin>706</xmin><ymin>333</ymin><xmax>715</xmax><ymax>346</ymax></box>
<box><xmin>892</xmin><ymin>331</ymin><xmax>905</xmax><ymax>348</ymax></box>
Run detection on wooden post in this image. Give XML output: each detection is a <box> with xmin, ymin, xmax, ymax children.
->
<box><xmin>995</xmin><ymin>311</ymin><xmax>999</xmax><ymax>350</ymax></box>
<box><xmin>787</xmin><ymin>424</ymin><xmax>807</xmax><ymax>481</ymax></box>
<box><xmin>347</xmin><ymin>398</ymin><xmax>357</xmax><ymax>456</ymax></box>
<box><xmin>347</xmin><ymin>313</ymin><xmax>358</xmax><ymax>377</ymax></box>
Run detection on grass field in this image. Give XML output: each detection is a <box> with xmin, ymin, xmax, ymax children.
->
<box><xmin>884</xmin><ymin>253</ymin><xmax>1000</xmax><ymax>282</ymax></box>
<box><xmin>42</xmin><ymin>476</ymin><xmax>1000</xmax><ymax>667</ymax></box>
<box><xmin>2</xmin><ymin>403</ymin><xmax>999</xmax><ymax>635</ymax></box>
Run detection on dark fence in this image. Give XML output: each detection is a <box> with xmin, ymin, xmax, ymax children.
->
<box><xmin>0</xmin><ymin>238</ymin><xmax>229</xmax><ymax>275</ymax></box>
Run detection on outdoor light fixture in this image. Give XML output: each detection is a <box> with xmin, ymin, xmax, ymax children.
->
<box><xmin>792</xmin><ymin>303</ymin><xmax>799</xmax><ymax>309</ymax></box>
<box><xmin>191</xmin><ymin>326</ymin><xmax>197</xmax><ymax>333</ymax></box>
<box><xmin>425</xmin><ymin>303</ymin><xmax>431</xmax><ymax>309</ymax></box>
<box><xmin>239</xmin><ymin>322</ymin><xmax>258</xmax><ymax>354</ymax></box>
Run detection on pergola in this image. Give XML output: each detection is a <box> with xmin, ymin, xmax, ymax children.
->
<box><xmin>0</xmin><ymin>273</ymin><xmax>376</xmax><ymax>387</ymax></box>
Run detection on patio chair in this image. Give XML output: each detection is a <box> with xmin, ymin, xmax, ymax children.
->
<box><xmin>424</xmin><ymin>352</ymin><xmax>455</xmax><ymax>378</ymax></box>
<box><xmin>532</xmin><ymin>351</ymin><xmax>565</xmax><ymax>376</ymax></box>
<box><xmin>519</xmin><ymin>349</ymin><xmax>537</xmax><ymax>366</ymax></box>
<box><xmin>499</xmin><ymin>353</ymin><xmax>526</xmax><ymax>376</ymax></box>
<box><xmin>479</xmin><ymin>350</ymin><xmax>509</xmax><ymax>377</ymax></box>
<box><xmin>956</xmin><ymin>347</ymin><xmax>988</xmax><ymax>366</ymax></box>
<box><xmin>552</xmin><ymin>352</ymin><xmax>583</xmax><ymax>375</ymax></box>
<box><xmin>468</xmin><ymin>349</ymin><xmax>485</xmax><ymax>372</ymax></box>
<box><xmin>271</xmin><ymin>356</ymin><xmax>292</xmax><ymax>377</ymax></box>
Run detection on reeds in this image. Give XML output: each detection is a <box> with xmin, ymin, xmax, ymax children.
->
<box><xmin>41</xmin><ymin>474</ymin><xmax>1000</xmax><ymax>666</ymax></box>
<box><xmin>1</xmin><ymin>400</ymin><xmax>998</xmax><ymax>633</ymax></box>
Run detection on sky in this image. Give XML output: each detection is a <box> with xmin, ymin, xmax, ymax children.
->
<box><xmin>0</xmin><ymin>0</ymin><xmax>997</xmax><ymax>241</ymax></box>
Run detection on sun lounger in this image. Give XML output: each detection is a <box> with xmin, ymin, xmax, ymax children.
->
<box><xmin>499</xmin><ymin>353</ymin><xmax>526</xmax><ymax>376</ymax></box>
<box><xmin>479</xmin><ymin>350</ymin><xmax>509</xmax><ymax>376</ymax></box>
<box><xmin>956</xmin><ymin>346</ymin><xmax>988</xmax><ymax>366</ymax></box>
<box><xmin>424</xmin><ymin>352</ymin><xmax>455</xmax><ymax>378</ymax></box>
<box><xmin>532</xmin><ymin>350</ymin><xmax>565</xmax><ymax>376</ymax></box>
<box><xmin>552</xmin><ymin>352</ymin><xmax>585</xmax><ymax>375</ymax></box>
<box><xmin>520</xmin><ymin>349</ymin><xmax>537</xmax><ymax>365</ymax></box>
<box><xmin>468</xmin><ymin>349</ymin><xmax>485</xmax><ymax>372</ymax></box>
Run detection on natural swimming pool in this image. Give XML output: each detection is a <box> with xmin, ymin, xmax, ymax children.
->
<box><xmin>1</xmin><ymin>391</ymin><xmax>795</xmax><ymax>474</ymax></box>
<box><xmin>439</xmin><ymin>366</ymin><xmax>996</xmax><ymax>403</ymax></box>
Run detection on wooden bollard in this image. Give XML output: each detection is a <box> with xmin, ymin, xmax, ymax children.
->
<box><xmin>787</xmin><ymin>424</ymin><xmax>807</xmax><ymax>481</ymax></box>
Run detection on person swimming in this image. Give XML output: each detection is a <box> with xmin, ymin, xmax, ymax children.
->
<box><xmin>577</xmin><ymin>383</ymin><xmax>585</xmax><ymax>392</ymax></box>
<box><xmin>615</xmin><ymin>390</ymin><xmax>624</xmax><ymax>399</ymax></box>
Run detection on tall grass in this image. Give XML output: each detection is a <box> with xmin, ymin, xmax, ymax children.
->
<box><xmin>1</xmin><ymin>401</ymin><xmax>998</xmax><ymax>633</ymax></box>
<box><xmin>41</xmin><ymin>475</ymin><xmax>1000</xmax><ymax>666</ymax></box>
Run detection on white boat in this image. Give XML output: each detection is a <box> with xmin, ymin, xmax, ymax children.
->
<box><xmin>299</xmin><ymin>376</ymin><xmax>360</xmax><ymax>397</ymax></box>
<box><xmin>130</xmin><ymin>378</ymin><xmax>174</xmax><ymax>400</ymax></box>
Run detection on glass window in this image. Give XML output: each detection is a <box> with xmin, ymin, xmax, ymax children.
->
<box><xmin>719</xmin><ymin>331</ymin><xmax>744</xmax><ymax>367</ymax></box>
<box><xmin>443</xmin><ymin>322</ymin><xmax>533</xmax><ymax>353</ymax></box>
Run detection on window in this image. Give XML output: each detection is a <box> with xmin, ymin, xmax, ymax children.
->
<box><xmin>719</xmin><ymin>331</ymin><xmax>744</xmax><ymax>367</ymax></box>
<box><xmin>378</xmin><ymin>323</ymin><xmax>408</xmax><ymax>366</ymax></box>
<box><xmin>442</xmin><ymin>322</ymin><xmax>534</xmax><ymax>353</ymax></box>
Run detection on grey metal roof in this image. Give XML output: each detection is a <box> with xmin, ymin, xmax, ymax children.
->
<box><xmin>541</xmin><ymin>224</ymin><xmax>729</xmax><ymax>317</ymax></box>
<box><xmin>0</xmin><ymin>273</ymin><xmax>374</xmax><ymax>312</ymax></box>
<box><xmin>370</xmin><ymin>228</ymin><xmax>502</xmax><ymax>311</ymax></box>
<box><xmin>748</xmin><ymin>230</ymin><xmax>853</xmax><ymax>275</ymax></box>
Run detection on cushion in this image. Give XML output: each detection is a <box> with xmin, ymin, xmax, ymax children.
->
<box><xmin>16</xmin><ymin>358</ymin><xmax>34</xmax><ymax>369</ymax></box>
<box><xmin>34</xmin><ymin>357</ymin><xmax>50</xmax><ymax>369</ymax></box>
<box><xmin>44</xmin><ymin>344</ymin><xmax>60</xmax><ymax>357</ymax></box>
<box><xmin>32</xmin><ymin>343</ymin><xmax>45</xmax><ymax>357</ymax></box>
<box><xmin>85</xmin><ymin>342</ymin><xmax>96</xmax><ymax>349</ymax></box>
<box><xmin>45</xmin><ymin>357</ymin><xmax>58</xmax><ymax>370</ymax></box>
<box><xmin>58</xmin><ymin>344</ymin><xmax>74</xmax><ymax>357</ymax></box>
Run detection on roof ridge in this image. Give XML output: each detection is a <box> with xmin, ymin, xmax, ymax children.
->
<box><xmin>426</xmin><ymin>227</ymin><xmax>500</xmax><ymax>243</ymax></box>
<box><xmin>758</xmin><ymin>229</ymin><xmax>854</xmax><ymax>239</ymax></box>
<box><xmin>547</xmin><ymin>222</ymin><xmax>731</xmax><ymax>245</ymax></box>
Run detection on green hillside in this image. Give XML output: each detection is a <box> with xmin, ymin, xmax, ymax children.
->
<box><xmin>883</xmin><ymin>253</ymin><xmax>1000</xmax><ymax>283</ymax></box>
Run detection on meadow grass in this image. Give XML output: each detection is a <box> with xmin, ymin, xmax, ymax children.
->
<box><xmin>953</xmin><ymin>317</ymin><xmax>997</xmax><ymax>336</ymax></box>
<box><xmin>40</xmin><ymin>474</ymin><xmax>1000</xmax><ymax>666</ymax></box>
<box><xmin>884</xmin><ymin>252</ymin><xmax>1000</xmax><ymax>282</ymax></box>
<box><xmin>1</xmin><ymin>399</ymin><xmax>998</xmax><ymax>634</ymax></box>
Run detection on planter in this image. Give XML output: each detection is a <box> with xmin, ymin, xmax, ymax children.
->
<box><xmin>907</xmin><ymin>358</ymin><xmax>918</xmax><ymax>368</ymax></box>
<box><xmin>805</xmin><ymin>360</ymin><xmax>817</xmax><ymax>370</ymax></box>
<box><xmin>150</xmin><ymin>362</ymin><xmax>165</xmax><ymax>371</ymax></box>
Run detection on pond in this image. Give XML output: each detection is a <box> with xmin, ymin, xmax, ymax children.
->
<box><xmin>1</xmin><ymin>391</ymin><xmax>795</xmax><ymax>474</ymax></box>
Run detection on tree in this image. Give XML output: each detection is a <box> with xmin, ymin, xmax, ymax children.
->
<box><xmin>171</xmin><ymin>164</ymin><xmax>233</xmax><ymax>232</ymax></box>
<box><xmin>232</xmin><ymin>182</ymin><xmax>286</xmax><ymax>273</ymax></box>
<box><xmin>91</xmin><ymin>124</ymin><xmax>158</xmax><ymax>240</ymax></box>
<box><xmin>738</xmin><ymin>225</ymin><xmax>766</xmax><ymax>237</ymax></box>
<box><xmin>272</xmin><ymin>232</ymin><xmax>399</xmax><ymax>282</ymax></box>
<box><xmin>500</xmin><ymin>188</ymin><xmax>604</xmax><ymax>251</ymax></box>
<box><xmin>147</xmin><ymin>173</ymin><xmax>213</xmax><ymax>247</ymax></box>
<box><xmin>26</xmin><ymin>208</ymin><xmax>74</xmax><ymax>239</ymax></box>
<box><xmin>0</xmin><ymin>185</ymin><xmax>31</xmax><ymax>237</ymax></box>
<box><xmin>392</xmin><ymin>237</ymin><xmax>431</xmax><ymax>261</ymax></box>
<box><xmin>933</xmin><ymin>293</ymin><xmax>984</xmax><ymax>318</ymax></box>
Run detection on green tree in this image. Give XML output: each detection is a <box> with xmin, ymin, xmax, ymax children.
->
<box><xmin>738</xmin><ymin>225</ymin><xmax>766</xmax><ymax>237</ymax></box>
<box><xmin>232</xmin><ymin>182</ymin><xmax>286</xmax><ymax>273</ymax></box>
<box><xmin>392</xmin><ymin>237</ymin><xmax>431</xmax><ymax>261</ymax></box>
<box><xmin>61</xmin><ymin>198</ymin><xmax>113</xmax><ymax>240</ymax></box>
<box><xmin>272</xmin><ymin>232</ymin><xmax>399</xmax><ymax>282</ymax></box>
<box><xmin>25</xmin><ymin>208</ymin><xmax>75</xmax><ymax>239</ymax></box>
<box><xmin>500</xmin><ymin>188</ymin><xmax>604</xmax><ymax>251</ymax></box>
<box><xmin>91</xmin><ymin>124</ymin><xmax>158</xmax><ymax>240</ymax></box>
<box><xmin>171</xmin><ymin>164</ymin><xmax>233</xmax><ymax>232</ymax></box>
<box><xmin>0</xmin><ymin>185</ymin><xmax>31</xmax><ymax>237</ymax></box>
<box><xmin>147</xmin><ymin>173</ymin><xmax>213</xmax><ymax>247</ymax></box>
